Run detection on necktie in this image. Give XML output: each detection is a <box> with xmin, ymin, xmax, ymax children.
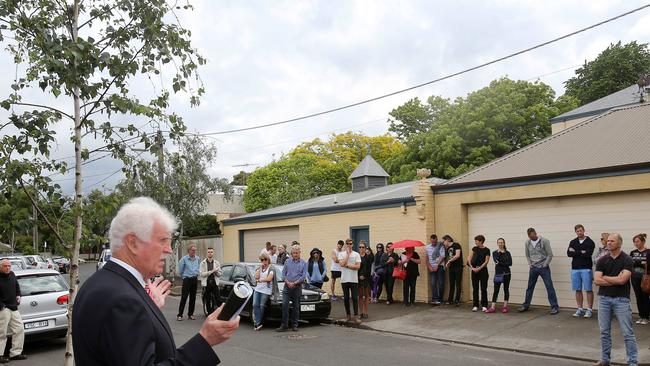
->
<box><xmin>145</xmin><ymin>281</ymin><xmax>155</xmax><ymax>301</ymax></box>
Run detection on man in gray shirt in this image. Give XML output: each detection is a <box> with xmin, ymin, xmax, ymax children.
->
<box><xmin>519</xmin><ymin>227</ymin><xmax>559</xmax><ymax>315</ymax></box>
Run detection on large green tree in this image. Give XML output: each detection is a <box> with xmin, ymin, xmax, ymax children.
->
<box><xmin>386</xmin><ymin>77</ymin><xmax>578</xmax><ymax>181</ymax></box>
<box><xmin>387</xmin><ymin>96</ymin><xmax>450</xmax><ymax>140</ymax></box>
<box><xmin>0</xmin><ymin>1</ymin><xmax>203</xmax><ymax>362</ymax></box>
<box><xmin>243</xmin><ymin>132</ymin><xmax>403</xmax><ymax>212</ymax></box>
<box><xmin>564</xmin><ymin>41</ymin><xmax>650</xmax><ymax>105</ymax></box>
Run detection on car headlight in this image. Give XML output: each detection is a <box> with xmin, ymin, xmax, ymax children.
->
<box><xmin>320</xmin><ymin>293</ymin><xmax>330</xmax><ymax>300</ymax></box>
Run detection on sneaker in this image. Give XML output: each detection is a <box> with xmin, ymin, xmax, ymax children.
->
<box><xmin>502</xmin><ymin>306</ymin><xmax>509</xmax><ymax>313</ymax></box>
<box><xmin>254</xmin><ymin>324</ymin><xmax>263</xmax><ymax>331</ymax></box>
<box><xmin>518</xmin><ymin>306</ymin><xmax>529</xmax><ymax>313</ymax></box>
<box><xmin>481</xmin><ymin>307</ymin><xmax>488</xmax><ymax>312</ymax></box>
<box><xmin>584</xmin><ymin>309</ymin><xmax>593</xmax><ymax>318</ymax></box>
<box><xmin>275</xmin><ymin>327</ymin><xmax>289</xmax><ymax>332</ymax></box>
<box><xmin>0</xmin><ymin>356</ymin><xmax>8</xmax><ymax>364</ymax></box>
<box><xmin>176</xmin><ymin>316</ymin><xmax>183</xmax><ymax>321</ymax></box>
<box><xmin>331</xmin><ymin>295</ymin><xmax>338</xmax><ymax>301</ymax></box>
<box><xmin>472</xmin><ymin>306</ymin><xmax>478</xmax><ymax>312</ymax></box>
<box><xmin>636</xmin><ymin>318</ymin><xmax>643</xmax><ymax>324</ymax></box>
<box><xmin>485</xmin><ymin>307</ymin><xmax>496</xmax><ymax>313</ymax></box>
<box><xmin>352</xmin><ymin>317</ymin><xmax>362</xmax><ymax>325</ymax></box>
<box><xmin>550</xmin><ymin>307</ymin><xmax>559</xmax><ymax>315</ymax></box>
<box><xmin>573</xmin><ymin>309</ymin><xmax>585</xmax><ymax>317</ymax></box>
<box><xmin>640</xmin><ymin>319</ymin><xmax>648</xmax><ymax>325</ymax></box>
<box><xmin>291</xmin><ymin>326</ymin><xmax>298</xmax><ymax>332</ymax></box>
<box><xmin>9</xmin><ymin>355</ymin><xmax>26</xmax><ymax>361</ymax></box>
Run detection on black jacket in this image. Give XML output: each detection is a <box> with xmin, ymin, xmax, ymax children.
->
<box><xmin>73</xmin><ymin>260</ymin><xmax>220</xmax><ymax>366</ymax></box>
<box><xmin>0</xmin><ymin>271</ymin><xmax>20</xmax><ymax>311</ymax></box>
<box><xmin>567</xmin><ymin>236</ymin><xmax>595</xmax><ymax>270</ymax></box>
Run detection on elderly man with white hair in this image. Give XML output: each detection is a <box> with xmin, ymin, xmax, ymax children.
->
<box><xmin>73</xmin><ymin>197</ymin><xmax>239</xmax><ymax>365</ymax></box>
<box><xmin>276</xmin><ymin>244</ymin><xmax>307</xmax><ymax>332</ymax></box>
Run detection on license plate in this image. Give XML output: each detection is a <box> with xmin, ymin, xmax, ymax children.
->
<box><xmin>24</xmin><ymin>320</ymin><xmax>49</xmax><ymax>330</ymax></box>
<box><xmin>300</xmin><ymin>304</ymin><xmax>315</xmax><ymax>312</ymax></box>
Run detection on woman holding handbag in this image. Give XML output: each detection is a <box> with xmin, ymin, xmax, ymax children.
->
<box><xmin>630</xmin><ymin>233</ymin><xmax>649</xmax><ymax>324</ymax></box>
<box><xmin>400</xmin><ymin>246</ymin><xmax>421</xmax><ymax>307</ymax></box>
<box><xmin>486</xmin><ymin>238</ymin><xmax>512</xmax><ymax>314</ymax></box>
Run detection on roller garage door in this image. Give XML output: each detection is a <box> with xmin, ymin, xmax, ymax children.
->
<box><xmin>242</xmin><ymin>226</ymin><xmax>299</xmax><ymax>262</ymax></box>
<box><xmin>467</xmin><ymin>190</ymin><xmax>650</xmax><ymax>310</ymax></box>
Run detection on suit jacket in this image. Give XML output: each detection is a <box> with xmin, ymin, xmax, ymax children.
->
<box><xmin>72</xmin><ymin>260</ymin><xmax>220</xmax><ymax>366</ymax></box>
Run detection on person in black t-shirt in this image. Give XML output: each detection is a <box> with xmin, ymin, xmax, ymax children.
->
<box><xmin>443</xmin><ymin>235</ymin><xmax>463</xmax><ymax>306</ymax></box>
<box><xmin>467</xmin><ymin>235</ymin><xmax>490</xmax><ymax>312</ymax></box>
<box><xmin>399</xmin><ymin>247</ymin><xmax>421</xmax><ymax>307</ymax></box>
<box><xmin>594</xmin><ymin>233</ymin><xmax>637</xmax><ymax>366</ymax></box>
<box><xmin>629</xmin><ymin>233</ymin><xmax>649</xmax><ymax>324</ymax></box>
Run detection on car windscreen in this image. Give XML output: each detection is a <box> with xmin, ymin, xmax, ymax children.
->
<box><xmin>247</xmin><ymin>264</ymin><xmax>284</xmax><ymax>282</ymax></box>
<box><xmin>18</xmin><ymin>274</ymin><xmax>68</xmax><ymax>295</ymax></box>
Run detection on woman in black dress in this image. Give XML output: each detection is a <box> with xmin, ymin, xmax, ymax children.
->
<box><xmin>382</xmin><ymin>242</ymin><xmax>400</xmax><ymax>304</ymax></box>
<box><xmin>357</xmin><ymin>241</ymin><xmax>374</xmax><ymax>318</ymax></box>
<box><xmin>399</xmin><ymin>246</ymin><xmax>421</xmax><ymax>307</ymax></box>
<box><xmin>486</xmin><ymin>238</ymin><xmax>512</xmax><ymax>313</ymax></box>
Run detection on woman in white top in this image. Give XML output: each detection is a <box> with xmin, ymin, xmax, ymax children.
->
<box><xmin>330</xmin><ymin>240</ymin><xmax>344</xmax><ymax>300</ymax></box>
<box><xmin>253</xmin><ymin>253</ymin><xmax>275</xmax><ymax>331</ymax></box>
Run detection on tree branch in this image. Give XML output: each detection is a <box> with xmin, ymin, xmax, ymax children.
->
<box><xmin>10</xmin><ymin>102</ymin><xmax>74</xmax><ymax>120</ymax></box>
<box><xmin>18</xmin><ymin>178</ymin><xmax>71</xmax><ymax>250</ymax></box>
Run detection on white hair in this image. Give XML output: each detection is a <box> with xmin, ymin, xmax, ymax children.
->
<box><xmin>109</xmin><ymin>197</ymin><xmax>178</xmax><ymax>251</ymax></box>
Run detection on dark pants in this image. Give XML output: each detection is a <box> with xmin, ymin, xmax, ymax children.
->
<box><xmin>523</xmin><ymin>266</ymin><xmax>558</xmax><ymax>309</ymax></box>
<box><xmin>492</xmin><ymin>273</ymin><xmax>511</xmax><ymax>302</ymax></box>
<box><xmin>384</xmin><ymin>273</ymin><xmax>395</xmax><ymax>302</ymax></box>
<box><xmin>447</xmin><ymin>267</ymin><xmax>463</xmax><ymax>303</ymax></box>
<box><xmin>178</xmin><ymin>277</ymin><xmax>198</xmax><ymax>317</ymax></box>
<box><xmin>403</xmin><ymin>276</ymin><xmax>417</xmax><ymax>305</ymax></box>
<box><xmin>372</xmin><ymin>272</ymin><xmax>384</xmax><ymax>299</ymax></box>
<box><xmin>429</xmin><ymin>267</ymin><xmax>445</xmax><ymax>302</ymax></box>
<box><xmin>471</xmin><ymin>269</ymin><xmax>489</xmax><ymax>308</ymax></box>
<box><xmin>203</xmin><ymin>281</ymin><xmax>221</xmax><ymax>314</ymax></box>
<box><xmin>631</xmin><ymin>276</ymin><xmax>650</xmax><ymax>319</ymax></box>
<box><xmin>281</xmin><ymin>286</ymin><xmax>301</xmax><ymax>328</ymax></box>
<box><xmin>342</xmin><ymin>282</ymin><xmax>359</xmax><ymax>316</ymax></box>
<box><xmin>312</xmin><ymin>282</ymin><xmax>323</xmax><ymax>289</ymax></box>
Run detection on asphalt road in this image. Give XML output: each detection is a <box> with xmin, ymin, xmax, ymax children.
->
<box><xmin>25</xmin><ymin>263</ymin><xmax>591</xmax><ymax>366</ymax></box>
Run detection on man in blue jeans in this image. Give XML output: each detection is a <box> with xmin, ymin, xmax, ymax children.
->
<box><xmin>276</xmin><ymin>245</ymin><xmax>307</xmax><ymax>332</ymax></box>
<box><xmin>593</xmin><ymin>233</ymin><xmax>637</xmax><ymax>366</ymax></box>
<box><xmin>424</xmin><ymin>234</ymin><xmax>446</xmax><ymax>305</ymax></box>
<box><xmin>519</xmin><ymin>228</ymin><xmax>559</xmax><ymax>315</ymax></box>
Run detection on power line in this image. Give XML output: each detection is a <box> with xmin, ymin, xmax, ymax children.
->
<box><xmin>194</xmin><ymin>4</ymin><xmax>650</xmax><ymax>136</ymax></box>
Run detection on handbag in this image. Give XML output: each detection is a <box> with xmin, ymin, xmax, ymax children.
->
<box><xmin>392</xmin><ymin>265</ymin><xmax>407</xmax><ymax>281</ymax></box>
<box><xmin>642</xmin><ymin>262</ymin><xmax>650</xmax><ymax>294</ymax></box>
<box><xmin>323</xmin><ymin>274</ymin><xmax>329</xmax><ymax>283</ymax></box>
<box><xmin>493</xmin><ymin>273</ymin><xmax>505</xmax><ymax>284</ymax></box>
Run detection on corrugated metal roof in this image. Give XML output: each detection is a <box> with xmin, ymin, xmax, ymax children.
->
<box><xmin>224</xmin><ymin>177</ymin><xmax>446</xmax><ymax>223</ymax></box>
<box><xmin>444</xmin><ymin>103</ymin><xmax>650</xmax><ymax>186</ymax></box>
<box><xmin>550</xmin><ymin>84</ymin><xmax>642</xmax><ymax>123</ymax></box>
<box><xmin>349</xmin><ymin>155</ymin><xmax>390</xmax><ymax>178</ymax></box>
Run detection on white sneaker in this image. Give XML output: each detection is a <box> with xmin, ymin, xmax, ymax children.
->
<box><xmin>482</xmin><ymin>307</ymin><xmax>488</xmax><ymax>312</ymax></box>
<box><xmin>572</xmin><ymin>309</ymin><xmax>585</xmax><ymax>317</ymax></box>
<box><xmin>641</xmin><ymin>319</ymin><xmax>648</xmax><ymax>325</ymax></box>
<box><xmin>472</xmin><ymin>306</ymin><xmax>478</xmax><ymax>312</ymax></box>
<box><xmin>583</xmin><ymin>309</ymin><xmax>593</xmax><ymax>318</ymax></box>
<box><xmin>636</xmin><ymin>318</ymin><xmax>643</xmax><ymax>324</ymax></box>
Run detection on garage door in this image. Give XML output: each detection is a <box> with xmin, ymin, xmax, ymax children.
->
<box><xmin>242</xmin><ymin>226</ymin><xmax>299</xmax><ymax>262</ymax></box>
<box><xmin>468</xmin><ymin>190</ymin><xmax>650</xmax><ymax>310</ymax></box>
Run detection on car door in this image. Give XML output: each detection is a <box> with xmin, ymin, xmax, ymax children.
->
<box><xmin>218</xmin><ymin>265</ymin><xmax>233</xmax><ymax>304</ymax></box>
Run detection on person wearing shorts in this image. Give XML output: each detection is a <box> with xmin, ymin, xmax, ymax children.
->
<box><xmin>330</xmin><ymin>240</ymin><xmax>344</xmax><ymax>300</ymax></box>
<box><xmin>567</xmin><ymin>224</ymin><xmax>595</xmax><ymax>318</ymax></box>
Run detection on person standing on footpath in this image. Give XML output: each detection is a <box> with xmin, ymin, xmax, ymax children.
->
<box><xmin>444</xmin><ymin>235</ymin><xmax>463</xmax><ymax>306</ymax></box>
<box><xmin>371</xmin><ymin>243</ymin><xmax>385</xmax><ymax>303</ymax></box>
<box><xmin>486</xmin><ymin>238</ymin><xmax>512</xmax><ymax>313</ymax></box>
<box><xmin>199</xmin><ymin>247</ymin><xmax>222</xmax><ymax>314</ymax></box>
<box><xmin>177</xmin><ymin>244</ymin><xmax>200</xmax><ymax>321</ymax></box>
<box><xmin>253</xmin><ymin>253</ymin><xmax>275</xmax><ymax>331</ymax></box>
<box><xmin>260</xmin><ymin>241</ymin><xmax>272</xmax><ymax>256</ymax></box>
<box><xmin>594</xmin><ymin>233</ymin><xmax>611</xmax><ymax>264</ymax></box>
<box><xmin>277</xmin><ymin>244</ymin><xmax>288</xmax><ymax>265</ymax></box>
<box><xmin>630</xmin><ymin>233</ymin><xmax>649</xmax><ymax>325</ymax></box>
<box><xmin>338</xmin><ymin>239</ymin><xmax>362</xmax><ymax>323</ymax></box>
<box><xmin>520</xmin><ymin>228</ymin><xmax>559</xmax><ymax>315</ymax></box>
<box><xmin>0</xmin><ymin>259</ymin><xmax>26</xmax><ymax>363</ymax></box>
<box><xmin>307</xmin><ymin>248</ymin><xmax>327</xmax><ymax>289</ymax></box>
<box><xmin>382</xmin><ymin>242</ymin><xmax>400</xmax><ymax>304</ymax></box>
<box><xmin>425</xmin><ymin>234</ymin><xmax>446</xmax><ymax>306</ymax></box>
<box><xmin>329</xmin><ymin>240</ymin><xmax>344</xmax><ymax>300</ymax></box>
<box><xmin>468</xmin><ymin>235</ymin><xmax>490</xmax><ymax>312</ymax></box>
<box><xmin>593</xmin><ymin>233</ymin><xmax>638</xmax><ymax>366</ymax></box>
<box><xmin>568</xmin><ymin>224</ymin><xmax>596</xmax><ymax>318</ymax></box>
<box><xmin>276</xmin><ymin>245</ymin><xmax>307</xmax><ymax>332</ymax></box>
<box><xmin>400</xmin><ymin>246</ymin><xmax>421</xmax><ymax>307</ymax></box>
<box><xmin>357</xmin><ymin>242</ymin><xmax>373</xmax><ymax>318</ymax></box>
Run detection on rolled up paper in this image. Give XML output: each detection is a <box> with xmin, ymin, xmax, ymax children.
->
<box><xmin>217</xmin><ymin>281</ymin><xmax>252</xmax><ymax>321</ymax></box>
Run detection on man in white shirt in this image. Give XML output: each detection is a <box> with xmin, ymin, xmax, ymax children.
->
<box><xmin>338</xmin><ymin>239</ymin><xmax>361</xmax><ymax>324</ymax></box>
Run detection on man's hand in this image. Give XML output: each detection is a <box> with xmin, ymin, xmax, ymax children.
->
<box><xmin>148</xmin><ymin>277</ymin><xmax>172</xmax><ymax>309</ymax></box>
<box><xmin>16</xmin><ymin>296</ymin><xmax>20</xmax><ymax>305</ymax></box>
<box><xmin>200</xmin><ymin>304</ymin><xmax>240</xmax><ymax>346</ymax></box>
<box><xmin>568</xmin><ymin>248</ymin><xmax>575</xmax><ymax>252</ymax></box>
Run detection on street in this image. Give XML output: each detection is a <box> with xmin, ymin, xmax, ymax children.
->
<box><xmin>22</xmin><ymin>262</ymin><xmax>592</xmax><ymax>366</ymax></box>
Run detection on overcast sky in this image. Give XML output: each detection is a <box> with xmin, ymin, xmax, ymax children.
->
<box><xmin>3</xmin><ymin>0</ymin><xmax>650</xmax><ymax>195</ymax></box>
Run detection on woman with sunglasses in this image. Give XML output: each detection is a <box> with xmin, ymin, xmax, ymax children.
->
<box><xmin>253</xmin><ymin>253</ymin><xmax>275</xmax><ymax>331</ymax></box>
<box><xmin>358</xmin><ymin>241</ymin><xmax>374</xmax><ymax>318</ymax></box>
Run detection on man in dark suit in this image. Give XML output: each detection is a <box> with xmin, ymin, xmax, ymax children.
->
<box><xmin>73</xmin><ymin>197</ymin><xmax>239</xmax><ymax>365</ymax></box>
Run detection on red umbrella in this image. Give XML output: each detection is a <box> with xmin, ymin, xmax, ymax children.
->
<box><xmin>391</xmin><ymin>239</ymin><xmax>425</xmax><ymax>249</ymax></box>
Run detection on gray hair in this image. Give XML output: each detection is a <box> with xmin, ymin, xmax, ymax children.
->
<box><xmin>291</xmin><ymin>244</ymin><xmax>301</xmax><ymax>253</ymax></box>
<box><xmin>109</xmin><ymin>197</ymin><xmax>178</xmax><ymax>251</ymax></box>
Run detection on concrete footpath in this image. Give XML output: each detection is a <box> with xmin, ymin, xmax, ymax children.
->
<box><xmin>330</xmin><ymin>300</ymin><xmax>650</xmax><ymax>365</ymax></box>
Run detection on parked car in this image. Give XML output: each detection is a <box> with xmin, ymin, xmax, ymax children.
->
<box><xmin>96</xmin><ymin>249</ymin><xmax>111</xmax><ymax>270</ymax></box>
<box><xmin>15</xmin><ymin>269</ymin><xmax>69</xmax><ymax>339</ymax></box>
<box><xmin>218</xmin><ymin>262</ymin><xmax>331</xmax><ymax>325</ymax></box>
<box><xmin>4</xmin><ymin>256</ymin><xmax>32</xmax><ymax>271</ymax></box>
<box><xmin>7</xmin><ymin>259</ymin><xmax>26</xmax><ymax>271</ymax></box>
<box><xmin>22</xmin><ymin>255</ymin><xmax>48</xmax><ymax>269</ymax></box>
<box><xmin>52</xmin><ymin>257</ymin><xmax>70</xmax><ymax>274</ymax></box>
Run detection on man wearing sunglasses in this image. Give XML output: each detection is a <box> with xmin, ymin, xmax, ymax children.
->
<box><xmin>338</xmin><ymin>239</ymin><xmax>362</xmax><ymax>324</ymax></box>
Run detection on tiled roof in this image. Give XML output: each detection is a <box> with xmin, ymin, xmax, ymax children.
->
<box><xmin>443</xmin><ymin>103</ymin><xmax>650</xmax><ymax>187</ymax></box>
